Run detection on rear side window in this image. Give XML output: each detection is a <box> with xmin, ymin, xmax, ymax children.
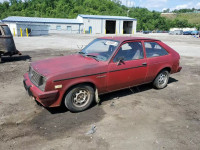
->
<box><xmin>144</xmin><ymin>42</ymin><xmax>168</xmax><ymax>58</ymax></box>
<box><xmin>2</xmin><ymin>26</ymin><xmax>12</xmax><ymax>35</ymax></box>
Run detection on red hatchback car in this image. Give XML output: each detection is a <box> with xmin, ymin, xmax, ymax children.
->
<box><xmin>23</xmin><ymin>37</ymin><xmax>182</xmax><ymax>112</ymax></box>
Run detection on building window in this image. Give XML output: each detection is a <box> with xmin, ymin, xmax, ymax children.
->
<box><xmin>56</xmin><ymin>25</ymin><xmax>61</xmax><ymax>30</ymax></box>
<box><xmin>67</xmin><ymin>26</ymin><xmax>72</xmax><ymax>31</ymax></box>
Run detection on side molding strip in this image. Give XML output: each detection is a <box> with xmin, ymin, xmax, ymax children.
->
<box><xmin>53</xmin><ymin>65</ymin><xmax>146</xmax><ymax>82</ymax></box>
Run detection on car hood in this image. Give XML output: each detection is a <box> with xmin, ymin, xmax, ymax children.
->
<box><xmin>31</xmin><ymin>54</ymin><xmax>107</xmax><ymax>78</ymax></box>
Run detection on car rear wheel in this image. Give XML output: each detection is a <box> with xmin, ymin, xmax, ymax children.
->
<box><xmin>153</xmin><ymin>70</ymin><xmax>169</xmax><ymax>89</ymax></box>
<box><xmin>0</xmin><ymin>53</ymin><xmax>2</xmax><ymax>63</ymax></box>
<box><xmin>64</xmin><ymin>84</ymin><xmax>94</xmax><ymax>112</ymax></box>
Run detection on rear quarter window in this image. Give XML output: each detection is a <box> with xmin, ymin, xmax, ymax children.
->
<box><xmin>144</xmin><ymin>42</ymin><xmax>168</xmax><ymax>58</ymax></box>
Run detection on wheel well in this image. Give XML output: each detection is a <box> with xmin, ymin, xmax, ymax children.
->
<box><xmin>61</xmin><ymin>82</ymin><xmax>96</xmax><ymax>106</ymax></box>
<box><xmin>153</xmin><ymin>67</ymin><xmax>171</xmax><ymax>82</ymax></box>
<box><xmin>161</xmin><ymin>67</ymin><xmax>171</xmax><ymax>73</ymax></box>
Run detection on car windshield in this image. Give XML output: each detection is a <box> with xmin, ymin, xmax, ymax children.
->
<box><xmin>80</xmin><ymin>39</ymin><xmax>119</xmax><ymax>61</ymax></box>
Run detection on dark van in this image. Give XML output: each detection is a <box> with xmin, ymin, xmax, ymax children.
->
<box><xmin>0</xmin><ymin>23</ymin><xmax>21</xmax><ymax>62</ymax></box>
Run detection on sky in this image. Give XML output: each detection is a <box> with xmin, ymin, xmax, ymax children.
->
<box><xmin>1</xmin><ymin>0</ymin><xmax>200</xmax><ymax>12</ymax></box>
<box><xmin>121</xmin><ymin>0</ymin><xmax>200</xmax><ymax>11</ymax></box>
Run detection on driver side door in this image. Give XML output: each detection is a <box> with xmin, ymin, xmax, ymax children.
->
<box><xmin>107</xmin><ymin>41</ymin><xmax>147</xmax><ymax>92</ymax></box>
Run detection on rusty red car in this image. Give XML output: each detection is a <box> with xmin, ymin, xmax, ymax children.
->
<box><xmin>23</xmin><ymin>36</ymin><xmax>182</xmax><ymax>112</ymax></box>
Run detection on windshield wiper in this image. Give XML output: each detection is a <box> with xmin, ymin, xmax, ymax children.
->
<box><xmin>78</xmin><ymin>51</ymin><xmax>85</xmax><ymax>55</ymax></box>
<box><xmin>86</xmin><ymin>54</ymin><xmax>99</xmax><ymax>62</ymax></box>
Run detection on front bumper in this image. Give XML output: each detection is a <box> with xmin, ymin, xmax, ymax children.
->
<box><xmin>23</xmin><ymin>73</ymin><xmax>59</xmax><ymax>107</ymax></box>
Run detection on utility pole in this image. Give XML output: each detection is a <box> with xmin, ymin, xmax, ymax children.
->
<box><xmin>127</xmin><ymin>10</ymin><xmax>130</xmax><ymax>17</ymax></box>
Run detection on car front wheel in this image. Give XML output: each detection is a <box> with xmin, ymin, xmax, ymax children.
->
<box><xmin>153</xmin><ymin>70</ymin><xmax>169</xmax><ymax>89</ymax></box>
<box><xmin>64</xmin><ymin>84</ymin><xmax>94</xmax><ymax>112</ymax></box>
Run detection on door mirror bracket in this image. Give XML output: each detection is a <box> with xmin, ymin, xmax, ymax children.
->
<box><xmin>117</xmin><ymin>57</ymin><xmax>124</xmax><ymax>66</ymax></box>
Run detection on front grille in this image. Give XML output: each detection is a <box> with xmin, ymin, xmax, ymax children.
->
<box><xmin>29</xmin><ymin>67</ymin><xmax>42</xmax><ymax>86</ymax></box>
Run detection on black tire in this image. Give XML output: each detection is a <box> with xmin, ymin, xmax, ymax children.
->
<box><xmin>0</xmin><ymin>56</ymin><xmax>3</xmax><ymax>63</ymax></box>
<box><xmin>0</xmin><ymin>53</ymin><xmax>2</xmax><ymax>63</ymax></box>
<box><xmin>153</xmin><ymin>70</ymin><xmax>169</xmax><ymax>89</ymax></box>
<box><xmin>64</xmin><ymin>84</ymin><xmax>94</xmax><ymax>112</ymax></box>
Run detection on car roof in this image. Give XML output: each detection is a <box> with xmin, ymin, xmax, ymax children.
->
<box><xmin>98</xmin><ymin>36</ymin><xmax>160</xmax><ymax>42</ymax></box>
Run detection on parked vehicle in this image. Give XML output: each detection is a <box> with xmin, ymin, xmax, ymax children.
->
<box><xmin>191</xmin><ymin>30</ymin><xmax>199</xmax><ymax>35</ymax></box>
<box><xmin>169</xmin><ymin>31</ymin><xmax>174</xmax><ymax>35</ymax></box>
<box><xmin>0</xmin><ymin>23</ymin><xmax>21</xmax><ymax>62</ymax></box>
<box><xmin>163</xmin><ymin>31</ymin><xmax>169</xmax><ymax>33</ymax></box>
<box><xmin>23</xmin><ymin>37</ymin><xmax>182</xmax><ymax>112</ymax></box>
<box><xmin>156</xmin><ymin>30</ymin><xmax>163</xmax><ymax>33</ymax></box>
<box><xmin>183</xmin><ymin>31</ymin><xmax>192</xmax><ymax>35</ymax></box>
<box><xmin>173</xmin><ymin>30</ymin><xmax>183</xmax><ymax>35</ymax></box>
<box><xmin>143</xmin><ymin>31</ymin><xmax>150</xmax><ymax>34</ymax></box>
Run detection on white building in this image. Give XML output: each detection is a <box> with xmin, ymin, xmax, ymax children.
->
<box><xmin>2</xmin><ymin>15</ymin><xmax>137</xmax><ymax>36</ymax></box>
<box><xmin>77</xmin><ymin>14</ymin><xmax>137</xmax><ymax>34</ymax></box>
<box><xmin>2</xmin><ymin>16</ymin><xmax>83</xmax><ymax>36</ymax></box>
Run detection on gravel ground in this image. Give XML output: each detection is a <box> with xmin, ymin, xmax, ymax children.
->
<box><xmin>0</xmin><ymin>33</ymin><xmax>200</xmax><ymax>150</ymax></box>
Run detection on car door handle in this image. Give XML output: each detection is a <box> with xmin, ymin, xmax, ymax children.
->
<box><xmin>142</xmin><ymin>62</ymin><xmax>147</xmax><ymax>66</ymax></box>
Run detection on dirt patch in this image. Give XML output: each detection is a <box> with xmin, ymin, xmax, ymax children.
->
<box><xmin>0</xmin><ymin>50</ymin><xmax>106</xmax><ymax>149</ymax></box>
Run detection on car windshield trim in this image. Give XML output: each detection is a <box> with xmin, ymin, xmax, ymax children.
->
<box><xmin>78</xmin><ymin>51</ymin><xmax>85</xmax><ymax>55</ymax></box>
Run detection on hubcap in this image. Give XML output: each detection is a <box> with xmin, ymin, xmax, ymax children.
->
<box><xmin>158</xmin><ymin>72</ymin><xmax>168</xmax><ymax>86</ymax></box>
<box><xmin>72</xmin><ymin>89</ymin><xmax>90</xmax><ymax>108</ymax></box>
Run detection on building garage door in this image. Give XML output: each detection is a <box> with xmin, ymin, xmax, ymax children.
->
<box><xmin>106</xmin><ymin>20</ymin><xmax>116</xmax><ymax>34</ymax></box>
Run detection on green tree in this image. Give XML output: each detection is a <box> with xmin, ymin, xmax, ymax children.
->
<box><xmin>0</xmin><ymin>0</ymin><xmax>198</xmax><ymax>31</ymax></box>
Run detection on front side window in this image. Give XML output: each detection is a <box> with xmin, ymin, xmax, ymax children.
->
<box><xmin>113</xmin><ymin>42</ymin><xmax>144</xmax><ymax>62</ymax></box>
<box><xmin>81</xmin><ymin>39</ymin><xmax>119</xmax><ymax>61</ymax></box>
<box><xmin>144</xmin><ymin>42</ymin><xmax>168</xmax><ymax>58</ymax></box>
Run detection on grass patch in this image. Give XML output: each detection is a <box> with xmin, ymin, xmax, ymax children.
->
<box><xmin>162</xmin><ymin>13</ymin><xmax>200</xmax><ymax>26</ymax></box>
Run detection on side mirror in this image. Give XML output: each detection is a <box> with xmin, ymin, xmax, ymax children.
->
<box><xmin>117</xmin><ymin>57</ymin><xmax>124</xmax><ymax>66</ymax></box>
